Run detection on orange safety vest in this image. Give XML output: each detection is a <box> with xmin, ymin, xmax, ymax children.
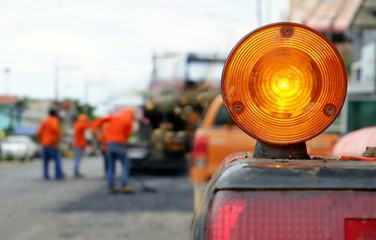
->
<box><xmin>73</xmin><ymin>115</ymin><xmax>91</xmax><ymax>148</ymax></box>
<box><xmin>37</xmin><ymin>116</ymin><xmax>61</xmax><ymax>147</ymax></box>
<box><xmin>106</xmin><ymin>108</ymin><xmax>134</xmax><ymax>144</ymax></box>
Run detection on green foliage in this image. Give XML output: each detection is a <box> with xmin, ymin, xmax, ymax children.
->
<box><xmin>62</xmin><ymin>98</ymin><xmax>96</xmax><ymax>119</ymax></box>
<box><xmin>341</xmin><ymin>53</ymin><xmax>352</xmax><ymax>74</ymax></box>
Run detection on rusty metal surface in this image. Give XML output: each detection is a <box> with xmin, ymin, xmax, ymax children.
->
<box><xmin>364</xmin><ymin>146</ymin><xmax>376</xmax><ymax>157</ymax></box>
<box><xmin>213</xmin><ymin>157</ymin><xmax>376</xmax><ymax>190</ymax></box>
<box><xmin>253</xmin><ymin>140</ymin><xmax>310</xmax><ymax>159</ymax></box>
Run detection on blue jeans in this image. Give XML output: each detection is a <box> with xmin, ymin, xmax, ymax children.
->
<box><xmin>106</xmin><ymin>142</ymin><xmax>130</xmax><ymax>189</ymax></box>
<box><xmin>42</xmin><ymin>146</ymin><xmax>63</xmax><ymax>180</ymax></box>
<box><xmin>73</xmin><ymin>147</ymin><xmax>84</xmax><ymax>176</ymax></box>
<box><xmin>101</xmin><ymin>150</ymin><xmax>109</xmax><ymax>176</ymax></box>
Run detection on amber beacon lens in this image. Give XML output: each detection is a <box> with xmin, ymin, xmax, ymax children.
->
<box><xmin>222</xmin><ymin>23</ymin><xmax>347</xmax><ymax>145</ymax></box>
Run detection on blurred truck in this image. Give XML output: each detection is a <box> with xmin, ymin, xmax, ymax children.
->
<box><xmin>189</xmin><ymin>94</ymin><xmax>341</xmax><ymax>210</ymax></box>
<box><xmin>142</xmin><ymin>52</ymin><xmax>225</xmax><ymax>171</ymax></box>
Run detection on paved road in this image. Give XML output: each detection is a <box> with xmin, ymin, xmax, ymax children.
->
<box><xmin>0</xmin><ymin>157</ymin><xmax>193</xmax><ymax>240</ymax></box>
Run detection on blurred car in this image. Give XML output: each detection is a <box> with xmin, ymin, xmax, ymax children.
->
<box><xmin>0</xmin><ymin>138</ymin><xmax>3</xmax><ymax>160</ymax></box>
<box><xmin>1</xmin><ymin>135</ymin><xmax>40</xmax><ymax>160</ymax></box>
<box><xmin>332</xmin><ymin>126</ymin><xmax>376</xmax><ymax>159</ymax></box>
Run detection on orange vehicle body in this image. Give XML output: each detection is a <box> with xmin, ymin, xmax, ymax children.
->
<box><xmin>190</xmin><ymin>95</ymin><xmax>257</xmax><ymax>183</ymax></box>
<box><xmin>190</xmin><ymin>95</ymin><xmax>342</xmax><ymax>184</ymax></box>
<box><xmin>306</xmin><ymin>132</ymin><xmax>341</xmax><ymax>157</ymax></box>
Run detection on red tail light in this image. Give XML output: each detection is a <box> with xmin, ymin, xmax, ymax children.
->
<box><xmin>345</xmin><ymin>219</ymin><xmax>376</xmax><ymax>240</ymax></box>
<box><xmin>205</xmin><ymin>191</ymin><xmax>376</xmax><ymax>240</ymax></box>
<box><xmin>192</xmin><ymin>136</ymin><xmax>208</xmax><ymax>168</ymax></box>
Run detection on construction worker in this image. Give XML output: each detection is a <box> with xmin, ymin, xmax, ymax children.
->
<box><xmin>37</xmin><ymin>109</ymin><xmax>64</xmax><ymax>180</ymax></box>
<box><xmin>91</xmin><ymin>117</ymin><xmax>109</xmax><ymax>178</ymax></box>
<box><xmin>72</xmin><ymin>114</ymin><xmax>91</xmax><ymax>178</ymax></box>
<box><xmin>105</xmin><ymin>108</ymin><xmax>134</xmax><ymax>193</ymax></box>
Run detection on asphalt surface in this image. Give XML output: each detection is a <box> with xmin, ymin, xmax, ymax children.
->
<box><xmin>0</xmin><ymin>157</ymin><xmax>194</xmax><ymax>240</ymax></box>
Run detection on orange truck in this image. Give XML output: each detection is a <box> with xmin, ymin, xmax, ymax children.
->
<box><xmin>190</xmin><ymin>95</ymin><xmax>256</xmax><ymax>208</ymax></box>
<box><xmin>190</xmin><ymin>94</ymin><xmax>342</xmax><ymax>209</ymax></box>
<box><xmin>190</xmin><ymin>95</ymin><xmax>257</xmax><ymax>183</ymax></box>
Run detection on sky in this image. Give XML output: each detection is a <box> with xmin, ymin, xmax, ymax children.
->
<box><xmin>0</xmin><ymin>0</ymin><xmax>289</xmax><ymax>115</ymax></box>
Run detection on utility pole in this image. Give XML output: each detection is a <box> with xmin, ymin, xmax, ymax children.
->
<box><xmin>256</xmin><ymin>0</ymin><xmax>262</xmax><ymax>26</ymax></box>
<box><xmin>54</xmin><ymin>66</ymin><xmax>60</xmax><ymax>101</ymax></box>
<box><xmin>54</xmin><ymin>64</ymin><xmax>80</xmax><ymax>102</ymax></box>
<box><xmin>84</xmin><ymin>81</ymin><xmax>89</xmax><ymax>114</ymax></box>
<box><xmin>84</xmin><ymin>81</ymin><xmax>101</xmax><ymax>115</ymax></box>
<box><xmin>4</xmin><ymin>68</ymin><xmax>10</xmax><ymax>95</ymax></box>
